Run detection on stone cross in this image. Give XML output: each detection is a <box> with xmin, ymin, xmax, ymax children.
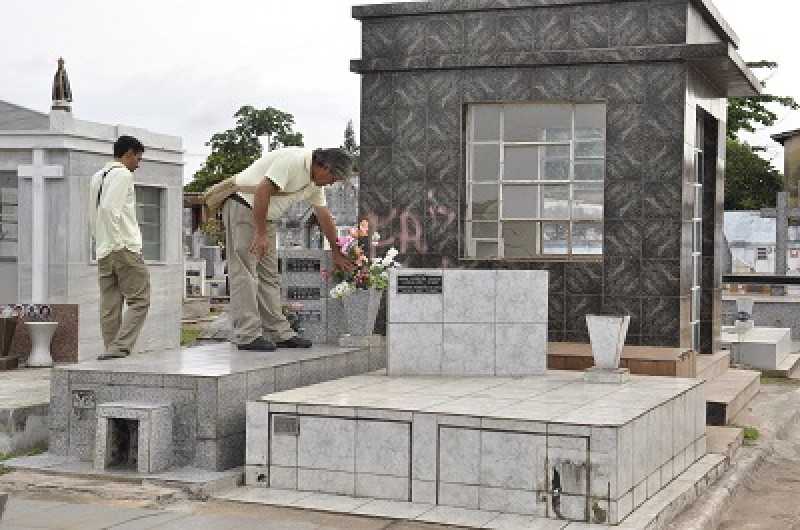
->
<box><xmin>760</xmin><ymin>191</ymin><xmax>800</xmax><ymax>295</ymax></box>
<box><xmin>18</xmin><ymin>150</ymin><xmax>64</xmax><ymax>302</ymax></box>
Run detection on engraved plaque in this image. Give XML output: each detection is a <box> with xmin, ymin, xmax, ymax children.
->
<box><xmin>72</xmin><ymin>390</ymin><xmax>96</xmax><ymax>409</ymax></box>
<box><xmin>286</xmin><ymin>258</ymin><xmax>322</xmax><ymax>272</ymax></box>
<box><xmin>287</xmin><ymin>287</ymin><xmax>321</xmax><ymax>300</ymax></box>
<box><xmin>296</xmin><ymin>310</ymin><xmax>322</xmax><ymax>322</ymax></box>
<box><xmin>273</xmin><ymin>415</ymin><xmax>300</xmax><ymax>436</ymax></box>
<box><xmin>397</xmin><ymin>274</ymin><xmax>443</xmax><ymax>294</ymax></box>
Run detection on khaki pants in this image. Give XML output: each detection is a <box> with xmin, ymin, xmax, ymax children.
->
<box><xmin>97</xmin><ymin>248</ymin><xmax>150</xmax><ymax>356</ymax></box>
<box><xmin>222</xmin><ymin>199</ymin><xmax>294</xmax><ymax>344</ymax></box>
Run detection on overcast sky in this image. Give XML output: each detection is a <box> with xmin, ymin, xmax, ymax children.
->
<box><xmin>0</xmin><ymin>0</ymin><xmax>795</xmax><ymax>181</ymax></box>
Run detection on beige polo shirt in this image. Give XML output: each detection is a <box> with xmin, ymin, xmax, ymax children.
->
<box><xmin>89</xmin><ymin>162</ymin><xmax>143</xmax><ymax>259</ymax></box>
<box><xmin>234</xmin><ymin>147</ymin><xmax>326</xmax><ymax>220</ymax></box>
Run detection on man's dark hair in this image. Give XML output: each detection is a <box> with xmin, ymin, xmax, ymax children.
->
<box><xmin>312</xmin><ymin>148</ymin><xmax>353</xmax><ymax>181</ymax></box>
<box><xmin>113</xmin><ymin>135</ymin><xmax>145</xmax><ymax>158</ymax></box>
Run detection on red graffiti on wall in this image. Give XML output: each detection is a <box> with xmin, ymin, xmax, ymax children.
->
<box><xmin>365</xmin><ymin>188</ymin><xmax>458</xmax><ymax>268</ymax></box>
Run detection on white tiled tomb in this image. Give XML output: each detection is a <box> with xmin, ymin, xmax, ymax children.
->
<box><xmin>388</xmin><ymin>269</ymin><xmax>548</xmax><ymax>376</ymax></box>
<box><xmin>247</xmin><ymin>371</ymin><xmax>706</xmax><ymax>525</ymax></box>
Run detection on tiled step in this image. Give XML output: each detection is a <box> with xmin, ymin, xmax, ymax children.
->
<box><xmin>760</xmin><ymin>353</ymin><xmax>800</xmax><ymax>378</ymax></box>
<box><xmin>216</xmin><ymin>455</ymin><xmax>729</xmax><ymax>530</ymax></box>
<box><xmin>706</xmin><ymin>425</ymin><xmax>744</xmax><ymax>461</ymax></box>
<box><xmin>696</xmin><ymin>351</ymin><xmax>731</xmax><ymax>381</ymax></box>
<box><xmin>704</xmin><ymin>369</ymin><xmax>761</xmax><ymax>426</ymax></box>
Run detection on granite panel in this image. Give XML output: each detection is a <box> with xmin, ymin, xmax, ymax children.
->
<box><xmin>610</xmin><ymin>2</ymin><xmax>649</xmax><ymax>47</ymax></box>
<box><xmin>297</xmin><ymin>416</ymin><xmax>355</xmax><ymax>472</ymax></box>
<box><xmin>601</xmin><ymin>297</ymin><xmax>642</xmax><ymax>337</ymax></box>
<box><xmin>355</xmin><ymin>473</ymin><xmax>410</xmax><ymax>501</ymax></box>
<box><xmin>495</xmin><ymin>323</ymin><xmax>547</xmax><ymax>375</ymax></box>
<box><xmin>439</xmin><ymin>426</ymin><xmax>480</xmax><ymax>485</ymax></box>
<box><xmin>481</xmin><ymin>430</ymin><xmax>546</xmax><ymax>491</ymax></box>
<box><xmin>643</xmin><ymin>219</ymin><xmax>681</xmax><ymax>259</ymax></box>
<box><xmin>362</xmin><ymin>74</ymin><xmax>394</xmax><ymax>111</ymax></box>
<box><xmin>565</xmin><ymin>263</ymin><xmax>603</xmax><ymax>295</ymax></box>
<box><xmin>548</xmin><ymin>294</ymin><xmax>565</xmax><ymax>333</ymax></box>
<box><xmin>270</xmin><ymin>465</ymin><xmax>297</xmax><ymax>489</ymax></box>
<box><xmin>604</xmin><ymin>258</ymin><xmax>642</xmax><ymax>298</ymax></box>
<box><xmin>642</xmin><ymin>260</ymin><xmax>681</xmax><ymax>297</ymax></box>
<box><xmin>642</xmin><ymin>297</ymin><xmax>681</xmax><ymax>337</ymax></box>
<box><xmin>443</xmin><ymin>269</ymin><xmax>495</xmax><ymax>322</ymax></box>
<box><xmin>605</xmin><ymin>180</ymin><xmax>642</xmax><ymax>220</ymax></box>
<box><xmin>495</xmin><ymin>270</ymin><xmax>548</xmax><ymax>323</ymax></box>
<box><xmin>438</xmin><ymin>482</ymin><xmax>481</xmax><ymax>509</ymax></box>
<box><xmin>648</xmin><ymin>2</ymin><xmax>688</xmax><ymax>45</ymax></box>
<box><xmin>388</xmin><ymin>323</ymin><xmax>442</xmax><ymax>375</ymax></box>
<box><xmin>442</xmin><ymin>323</ymin><xmax>495</xmax><ymax>376</ymax></box>
<box><xmin>529</xmin><ymin>66</ymin><xmax>571</xmax><ymax>99</ymax></box>
<box><xmin>569</xmin><ymin>5</ymin><xmax>610</xmax><ymax>50</ymax></box>
<box><xmin>535</xmin><ymin>7</ymin><xmax>570</xmax><ymax>51</ymax></box>
<box><xmin>298</xmin><ymin>468</ymin><xmax>355</xmax><ymax>496</ymax></box>
<box><xmin>355</xmin><ymin>420</ymin><xmax>410</xmax><ymax>477</ymax></box>
<box><xmin>566</xmin><ymin>295</ymin><xmax>601</xmax><ymax>334</ymax></box>
<box><xmin>603</xmin><ymin>220</ymin><xmax>642</xmax><ymax>260</ymax></box>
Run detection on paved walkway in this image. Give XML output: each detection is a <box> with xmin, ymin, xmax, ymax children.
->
<box><xmin>0</xmin><ymin>494</ymin><xmax>462</xmax><ymax>529</ymax></box>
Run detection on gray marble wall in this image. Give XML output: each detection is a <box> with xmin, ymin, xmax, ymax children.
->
<box><xmin>355</xmin><ymin>0</ymin><xmax>733</xmax><ymax>349</ymax></box>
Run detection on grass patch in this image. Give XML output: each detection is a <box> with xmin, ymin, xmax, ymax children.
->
<box><xmin>181</xmin><ymin>328</ymin><xmax>202</xmax><ymax>346</ymax></box>
<box><xmin>760</xmin><ymin>375</ymin><xmax>800</xmax><ymax>385</ymax></box>
<box><xmin>743</xmin><ymin>426</ymin><xmax>760</xmax><ymax>440</ymax></box>
<box><xmin>0</xmin><ymin>448</ymin><xmax>43</xmax><ymax>475</ymax></box>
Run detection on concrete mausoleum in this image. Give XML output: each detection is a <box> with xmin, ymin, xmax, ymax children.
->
<box><xmin>0</xmin><ymin>66</ymin><xmax>184</xmax><ymax>360</ymax></box>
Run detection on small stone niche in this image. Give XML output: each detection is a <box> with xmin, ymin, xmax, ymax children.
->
<box><xmin>94</xmin><ymin>402</ymin><xmax>172</xmax><ymax>473</ymax></box>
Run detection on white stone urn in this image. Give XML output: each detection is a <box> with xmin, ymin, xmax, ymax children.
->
<box><xmin>341</xmin><ymin>288</ymin><xmax>383</xmax><ymax>337</ymax></box>
<box><xmin>25</xmin><ymin>321</ymin><xmax>58</xmax><ymax>367</ymax></box>
<box><xmin>586</xmin><ymin>314</ymin><xmax>630</xmax><ymax>370</ymax></box>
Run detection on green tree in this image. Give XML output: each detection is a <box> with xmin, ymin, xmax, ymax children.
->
<box><xmin>185</xmin><ymin>105</ymin><xmax>304</xmax><ymax>192</ymax></box>
<box><xmin>341</xmin><ymin>119</ymin><xmax>360</xmax><ymax>172</ymax></box>
<box><xmin>725</xmin><ymin>138</ymin><xmax>782</xmax><ymax>210</ymax></box>
<box><xmin>727</xmin><ymin>61</ymin><xmax>799</xmax><ymax>140</ymax></box>
<box><xmin>725</xmin><ymin>61</ymin><xmax>797</xmax><ymax>210</ymax></box>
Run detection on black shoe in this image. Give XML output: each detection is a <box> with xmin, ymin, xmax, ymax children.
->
<box><xmin>276</xmin><ymin>336</ymin><xmax>312</xmax><ymax>348</ymax></box>
<box><xmin>238</xmin><ymin>337</ymin><xmax>276</xmax><ymax>351</ymax></box>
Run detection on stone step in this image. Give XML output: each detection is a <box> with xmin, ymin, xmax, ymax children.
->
<box><xmin>696</xmin><ymin>351</ymin><xmax>731</xmax><ymax>381</ymax></box>
<box><xmin>759</xmin><ymin>352</ymin><xmax>800</xmax><ymax>378</ymax></box>
<box><xmin>706</xmin><ymin>425</ymin><xmax>743</xmax><ymax>461</ymax></box>
<box><xmin>704</xmin><ymin>368</ymin><xmax>761</xmax><ymax>426</ymax></box>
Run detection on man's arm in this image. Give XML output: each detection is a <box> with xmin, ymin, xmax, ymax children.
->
<box><xmin>250</xmin><ymin>178</ymin><xmax>278</xmax><ymax>257</ymax></box>
<box><xmin>314</xmin><ymin>205</ymin><xmax>353</xmax><ymax>271</ymax></box>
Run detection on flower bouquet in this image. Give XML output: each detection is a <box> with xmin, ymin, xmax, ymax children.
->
<box><xmin>326</xmin><ymin>220</ymin><xmax>400</xmax><ymax>336</ymax></box>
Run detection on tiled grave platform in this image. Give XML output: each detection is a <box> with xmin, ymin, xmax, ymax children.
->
<box><xmin>548</xmin><ymin>343</ymin><xmax>697</xmax><ymax>378</ymax></box>
<box><xmin>720</xmin><ymin>326</ymin><xmax>800</xmax><ymax>374</ymax></box>
<box><xmin>48</xmin><ymin>342</ymin><xmax>386</xmax><ymax>471</ymax></box>
<box><xmin>246</xmin><ymin>371</ymin><xmax>706</xmax><ymax>525</ymax></box>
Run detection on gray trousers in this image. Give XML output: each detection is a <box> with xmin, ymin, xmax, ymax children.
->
<box><xmin>222</xmin><ymin>199</ymin><xmax>295</xmax><ymax>344</ymax></box>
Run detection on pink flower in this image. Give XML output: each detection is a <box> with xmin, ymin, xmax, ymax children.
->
<box><xmin>358</xmin><ymin>219</ymin><xmax>369</xmax><ymax>237</ymax></box>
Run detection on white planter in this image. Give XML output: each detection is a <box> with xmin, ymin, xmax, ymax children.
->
<box><xmin>25</xmin><ymin>321</ymin><xmax>58</xmax><ymax>367</ymax></box>
<box><xmin>735</xmin><ymin>297</ymin><xmax>754</xmax><ymax>319</ymax></box>
<box><xmin>586</xmin><ymin>314</ymin><xmax>630</xmax><ymax>370</ymax></box>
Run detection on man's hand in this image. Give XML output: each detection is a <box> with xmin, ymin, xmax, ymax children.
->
<box><xmin>249</xmin><ymin>231</ymin><xmax>268</xmax><ymax>258</ymax></box>
<box><xmin>332</xmin><ymin>250</ymin><xmax>355</xmax><ymax>272</ymax></box>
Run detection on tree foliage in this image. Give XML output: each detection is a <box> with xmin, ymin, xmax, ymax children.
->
<box><xmin>185</xmin><ymin>105</ymin><xmax>304</xmax><ymax>192</ymax></box>
<box><xmin>727</xmin><ymin>61</ymin><xmax>799</xmax><ymax>140</ymax></box>
<box><xmin>341</xmin><ymin>119</ymin><xmax>360</xmax><ymax>172</ymax></box>
<box><xmin>725</xmin><ymin>138</ymin><xmax>783</xmax><ymax>210</ymax></box>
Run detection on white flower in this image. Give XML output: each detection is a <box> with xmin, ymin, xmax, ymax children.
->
<box><xmin>380</xmin><ymin>271</ymin><xmax>388</xmax><ymax>279</ymax></box>
<box><xmin>329</xmin><ymin>281</ymin><xmax>354</xmax><ymax>299</ymax></box>
<box><xmin>371</xmin><ymin>232</ymin><xmax>381</xmax><ymax>246</ymax></box>
<box><xmin>381</xmin><ymin>247</ymin><xmax>399</xmax><ymax>267</ymax></box>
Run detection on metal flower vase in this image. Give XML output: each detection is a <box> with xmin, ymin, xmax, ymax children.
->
<box><xmin>342</xmin><ymin>288</ymin><xmax>383</xmax><ymax>337</ymax></box>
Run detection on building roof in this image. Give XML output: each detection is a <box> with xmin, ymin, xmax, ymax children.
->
<box><xmin>771</xmin><ymin>128</ymin><xmax>800</xmax><ymax>146</ymax></box>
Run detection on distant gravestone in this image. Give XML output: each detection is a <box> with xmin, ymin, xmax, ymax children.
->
<box><xmin>761</xmin><ymin>192</ymin><xmax>800</xmax><ymax>295</ymax></box>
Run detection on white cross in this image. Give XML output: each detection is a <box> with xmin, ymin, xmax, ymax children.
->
<box><xmin>18</xmin><ymin>149</ymin><xmax>63</xmax><ymax>303</ymax></box>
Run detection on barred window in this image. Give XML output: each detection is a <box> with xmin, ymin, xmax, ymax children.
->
<box><xmin>135</xmin><ymin>186</ymin><xmax>164</xmax><ymax>261</ymax></box>
<box><xmin>465</xmin><ymin>103</ymin><xmax>606</xmax><ymax>259</ymax></box>
<box><xmin>0</xmin><ymin>173</ymin><xmax>18</xmax><ymax>261</ymax></box>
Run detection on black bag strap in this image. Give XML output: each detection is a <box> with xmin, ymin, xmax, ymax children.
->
<box><xmin>96</xmin><ymin>165</ymin><xmax>118</xmax><ymax>208</ymax></box>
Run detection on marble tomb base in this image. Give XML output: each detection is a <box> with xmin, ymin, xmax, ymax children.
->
<box><xmin>720</xmin><ymin>325</ymin><xmax>797</xmax><ymax>371</ymax></box>
<box><xmin>246</xmin><ymin>370</ymin><xmax>705</xmax><ymax>525</ymax></box>
<box><xmin>49</xmin><ymin>342</ymin><xmax>386</xmax><ymax>471</ymax></box>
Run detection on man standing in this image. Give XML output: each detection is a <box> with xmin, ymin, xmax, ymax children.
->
<box><xmin>89</xmin><ymin>135</ymin><xmax>150</xmax><ymax>360</ymax></box>
<box><xmin>223</xmin><ymin>147</ymin><xmax>353</xmax><ymax>351</ymax></box>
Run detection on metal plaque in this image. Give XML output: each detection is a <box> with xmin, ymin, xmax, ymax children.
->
<box><xmin>71</xmin><ymin>390</ymin><xmax>96</xmax><ymax>409</ymax></box>
<box><xmin>396</xmin><ymin>274</ymin><xmax>443</xmax><ymax>294</ymax></box>
<box><xmin>273</xmin><ymin>415</ymin><xmax>300</xmax><ymax>436</ymax></box>
<box><xmin>286</xmin><ymin>258</ymin><xmax>322</xmax><ymax>273</ymax></box>
<box><xmin>287</xmin><ymin>287</ymin><xmax>321</xmax><ymax>300</ymax></box>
